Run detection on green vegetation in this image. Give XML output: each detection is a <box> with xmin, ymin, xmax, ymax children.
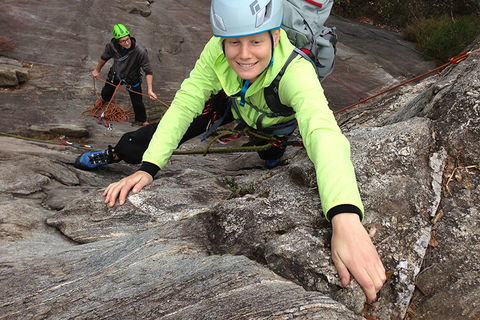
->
<box><xmin>333</xmin><ymin>0</ymin><xmax>480</xmax><ymax>63</ymax></box>
<box><xmin>404</xmin><ymin>15</ymin><xmax>480</xmax><ymax>63</ymax></box>
<box><xmin>223</xmin><ymin>177</ymin><xmax>255</xmax><ymax>197</ymax></box>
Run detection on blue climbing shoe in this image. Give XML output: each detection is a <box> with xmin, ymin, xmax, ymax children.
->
<box><xmin>74</xmin><ymin>147</ymin><xmax>114</xmax><ymax>170</ymax></box>
<box><xmin>265</xmin><ymin>159</ymin><xmax>282</xmax><ymax>169</ymax></box>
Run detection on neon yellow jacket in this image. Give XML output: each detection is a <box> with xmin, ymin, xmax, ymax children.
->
<box><xmin>143</xmin><ymin>30</ymin><xmax>364</xmax><ymax>219</ymax></box>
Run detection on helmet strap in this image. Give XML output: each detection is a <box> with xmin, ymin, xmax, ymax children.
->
<box><xmin>268</xmin><ymin>31</ymin><xmax>275</xmax><ymax>67</ymax></box>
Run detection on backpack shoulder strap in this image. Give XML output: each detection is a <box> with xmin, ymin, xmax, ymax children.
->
<box><xmin>264</xmin><ymin>48</ymin><xmax>317</xmax><ymax>114</ymax></box>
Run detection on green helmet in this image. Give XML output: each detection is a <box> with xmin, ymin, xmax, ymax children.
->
<box><xmin>112</xmin><ymin>24</ymin><xmax>130</xmax><ymax>39</ymax></box>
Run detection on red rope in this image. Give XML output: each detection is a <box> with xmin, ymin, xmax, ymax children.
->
<box><xmin>82</xmin><ymin>77</ymin><xmax>171</xmax><ymax>123</ymax></box>
<box><xmin>334</xmin><ymin>50</ymin><xmax>480</xmax><ymax>114</ymax></box>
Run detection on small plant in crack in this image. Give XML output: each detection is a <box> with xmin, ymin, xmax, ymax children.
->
<box><xmin>223</xmin><ymin>177</ymin><xmax>255</xmax><ymax>198</ymax></box>
<box><xmin>224</xmin><ymin>177</ymin><xmax>239</xmax><ymax>190</ymax></box>
<box><xmin>238</xmin><ymin>183</ymin><xmax>255</xmax><ymax>197</ymax></box>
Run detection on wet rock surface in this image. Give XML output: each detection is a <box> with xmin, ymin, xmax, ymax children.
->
<box><xmin>1</xmin><ymin>0</ymin><xmax>479</xmax><ymax>319</ymax></box>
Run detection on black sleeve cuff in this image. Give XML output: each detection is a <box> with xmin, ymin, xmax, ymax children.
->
<box><xmin>327</xmin><ymin>204</ymin><xmax>363</xmax><ymax>222</ymax></box>
<box><xmin>139</xmin><ymin>161</ymin><xmax>160</xmax><ymax>178</ymax></box>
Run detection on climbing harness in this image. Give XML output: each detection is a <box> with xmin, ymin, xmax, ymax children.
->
<box><xmin>174</xmin><ymin>126</ymin><xmax>303</xmax><ymax>156</ymax></box>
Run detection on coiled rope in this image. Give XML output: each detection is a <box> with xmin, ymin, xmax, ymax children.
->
<box><xmin>82</xmin><ymin>77</ymin><xmax>171</xmax><ymax>125</ymax></box>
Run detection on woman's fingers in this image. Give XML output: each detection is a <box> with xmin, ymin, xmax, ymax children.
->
<box><xmin>103</xmin><ymin>171</ymin><xmax>153</xmax><ymax>207</ymax></box>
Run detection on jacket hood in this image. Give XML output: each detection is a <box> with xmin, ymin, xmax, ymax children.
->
<box><xmin>110</xmin><ymin>36</ymin><xmax>137</xmax><ymax>51</ymax></box>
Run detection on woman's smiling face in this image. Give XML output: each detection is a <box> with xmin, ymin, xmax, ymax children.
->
<box><xmin>223</xmin><ymin>30</ymin><xmax>280</xmax><ymax>82</ymax></box>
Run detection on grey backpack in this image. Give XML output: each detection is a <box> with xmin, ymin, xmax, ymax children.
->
<box><xmin>263</xmin><ymin>0</ymin><xmax>337</xmax><ymax>115</ymax></box>
<box><xmin>282</xmin><ymin>0</ymin><xmax>337</xmax><ymax>81</ymax></box>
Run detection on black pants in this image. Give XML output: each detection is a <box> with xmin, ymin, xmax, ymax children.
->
<box><xmin>114</xmin><ymin>94</ymin><xmax>288</xmax><ymax>164</ymax></box>
<box><xmin>101</xmin><ymin>79</ymin><xmax>147</xmax><ymax>123</ymax></box>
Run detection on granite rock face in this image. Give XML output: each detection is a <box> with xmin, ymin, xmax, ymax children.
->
<box><xmin>336</xmin><ymin>37</ymin><xmax>480</xmax><ymax>320</ymax></box>
<box><xmin>0</xmin><ymin>0</ymin><xmax>479</xmax><ymax>319</ymax></box>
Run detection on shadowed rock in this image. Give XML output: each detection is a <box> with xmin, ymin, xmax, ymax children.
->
<box><xmin>0</xmin><ymin>56</ymin><xmax>30</xmax><ymax>87</ymax></box>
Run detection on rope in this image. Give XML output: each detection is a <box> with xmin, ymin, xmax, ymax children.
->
<box><xmin>0</xmin><ymin>132</ymin><xmax>98</xmax><ymax>151</ymax></box>
<box><xmin>82</xmin><ymin>77</ymin><xmax>171</xmax><ymax>124</ymax></box>
<box><xmin>169</xmin><ymin>125</ymin><xmax>305</xmax><ymax>155</ymax></box>
<box><xmin>173</xmin><ymin>144</ymin><xmax>273</xmax><ymax>155</ymax></box>
<box><xmin>95</xmin><ymin>76</ymin><xmax>171</xmax><ymax>108</ymax></box>
<box><xmin>82</xmin><ymin>78</ymin><xmax>131</xmax><ymax>124</ymax></box>
<box><xmin>172</xmin><ymin>127</ymin><xmax>278</xmax><ymax>155</ymax></box>
<box><xmin>124</xmin><ymin>84</ymin><xmax>171</xmax><ymax>109</ymax></box>
<box><xmin>333</xmin><ymin>50</ymin><xmax>480</xmax><ymax>115</ymax></box>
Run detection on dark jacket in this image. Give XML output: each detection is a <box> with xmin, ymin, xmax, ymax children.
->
<box><xmin>101</xmin><ymin>37</ymin><xmax>153</xmax><ymax>85</ymax></box>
